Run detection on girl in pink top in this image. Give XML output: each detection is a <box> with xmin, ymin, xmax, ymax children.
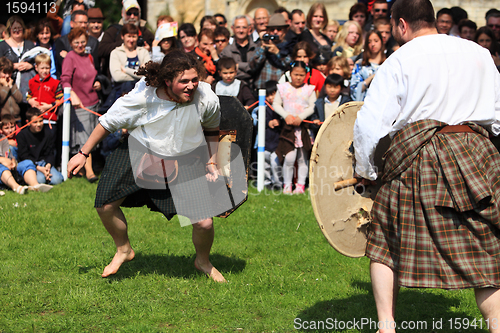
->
<box><xmin>273</xmin><ymin>61</ymin><xmax>316</xmax><ymax>194</ymax></box>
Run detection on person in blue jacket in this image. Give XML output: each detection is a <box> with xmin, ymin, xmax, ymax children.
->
<box><xmin>310</xmin><ymin>74</ymin><xmax>351</xmax><ymax>137</ymax></box>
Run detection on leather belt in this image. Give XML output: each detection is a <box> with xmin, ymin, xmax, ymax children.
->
<box><xmin>436</xmin><ymin>125</ymin><xmax>475</xmax><ymax>134</ymax></box>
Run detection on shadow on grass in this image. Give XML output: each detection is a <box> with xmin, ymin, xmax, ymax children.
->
<box><xmin>295</xmin><ymin>281</ymin><xmax>481</xmax><ymax>333</ymax></box>
<box><xmin>78</xmin><ymin>253</ymin><xmax>246</xmax><ymax>281</ymax></box>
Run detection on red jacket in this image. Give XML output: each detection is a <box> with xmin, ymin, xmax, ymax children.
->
<box><xmin>306</xmin><ymin>68</ymin><xmax>326</xmax><ymax>93</ymax></box>
<box><xmin>28</xmin><ymin>74</ymin><xmax>62</xmax><ymax>121</ymax></box>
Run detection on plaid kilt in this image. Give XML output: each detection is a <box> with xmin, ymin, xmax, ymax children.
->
<box><xmin>367</xmin><ymin>119</ymin><xmax>500</xmax><ymax>289</ymax></box>
<box><xmin>95</xmin><ymin>140</ymin><xmax>216</xmax><ymax>221</ymax></box>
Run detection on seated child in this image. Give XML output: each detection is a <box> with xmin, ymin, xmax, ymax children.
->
<box><xmin>0</xmin><ymin>57</ymin><xmax>23</xmax><ymax>123</ymax></box>
<box><xmin>310</xmin><ymin>74</ymin><xmax>352</xmax><ymax>137</ymax></box>
<box><xmin>0</xmin><ymin>131</ymin><xmax>28</xmax><ymax>194</ymax></box>
<box><xmin>251</xmin><ymin>80</ymin><xmax>282</xmax><ymax>190</ymax></box>
<box><xmin>0</xmin><ymin>114</ymin><xmax>19</xmax><ymax>160</ymax></box>
<box><xmin>16</xmin><ymin>108</ymin><xmax>63</xmax><ymax>189</ymax></box>
<box><xmin>27</xmin><ymin>53</ymin><xmax>62</xmax><ymax>127</ymax></box>
<box><xmin>212</xmin><ymin>57</ymin><xmax>256</xmax><ymax>110</ymax></box>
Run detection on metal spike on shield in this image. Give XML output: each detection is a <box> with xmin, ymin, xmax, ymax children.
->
<box><xmin>214</xmin><ymin>96</ymin><xmax>253</xmax><ymax>218</ymax></box>
<box><xmin>309</xmin><ymin>102</ymin><xmax>390</xmax><ymax>257</ymax></box>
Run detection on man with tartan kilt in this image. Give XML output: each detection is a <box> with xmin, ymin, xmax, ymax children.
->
<box><xmin>353</xmin><ymin>0</ymin><xmax>500</xmax><ymax>331</ymax></box>
<box><xmin>67</xmin><ymin>50</ymin><xmax>226</xmax><ymax>282</ymax></box>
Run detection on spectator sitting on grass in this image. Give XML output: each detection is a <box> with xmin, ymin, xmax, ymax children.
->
<box><xmin>1</xmin><ymin>114</ymin><xmax>19</xmax><ymax>160</ymax></box>
<box><xmin>0</xmin><ymin>127</ymin><xmax>28</xmax><ymax>195</ymax></box>
<box><xmin>16</xmin><ymin>107</ymin><xmax>63</xmax><ymax>190</ymax></box>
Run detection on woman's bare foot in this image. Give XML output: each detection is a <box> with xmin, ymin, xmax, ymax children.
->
<box><xmin>194</xmin><ymin>258</ymin><xmax>226</xmax><ymax>283</ymax></box>
<box><xmin>102</xmin><ymin>249</ymin><xmax>135</xmax><ymax>277</ymax></box>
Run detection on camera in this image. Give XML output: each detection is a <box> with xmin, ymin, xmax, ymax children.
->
<box><xmin>262</xmin><ymin>34</ymin><xmax>279</xmax><ymax>42</ymax></box>
<box><xmin>137</xmin><ymin>35</ymin><xmax>145</xmax><ymax>47</ymax></box>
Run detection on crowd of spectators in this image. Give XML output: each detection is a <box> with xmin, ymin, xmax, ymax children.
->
<box><xmin>0</xmin><ymin>0</ymin><xmax>499</xmax><ymax>194</ymax></box>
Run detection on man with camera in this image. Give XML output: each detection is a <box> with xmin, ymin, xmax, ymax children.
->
<box><xmin>250</xmin><ymin>13</ymin><xmax>293</xmax><ymax>90</ymax></box>
<box><xmin>98</xmin><ymin>0</ymin><xmax>154</xmax><ymax>77</ymax></box>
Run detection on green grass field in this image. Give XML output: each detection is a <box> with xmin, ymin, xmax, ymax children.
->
<box><xmin>0</xmin><ymin>179</ymin><xmax>489</xmax><ymax>332</ymax></box>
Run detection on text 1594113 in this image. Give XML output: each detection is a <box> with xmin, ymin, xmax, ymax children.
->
<box><xmin>6</xmin><ymin>2</ymin><xmax>56</xmax><ymax>14</ymax></box>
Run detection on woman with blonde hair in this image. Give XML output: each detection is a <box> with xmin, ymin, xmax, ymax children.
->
<box><xmin>332</xmin><ymin>21</ymin><xmax>363</xmax><ymax>59</ymax></box>
<box><xmin>301</xmin><ymin>3</ymin><xmax>332</xmax><ymax>55</ymax></box>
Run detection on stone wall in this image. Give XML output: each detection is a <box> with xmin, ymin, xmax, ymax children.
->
<box><xmin>146</xmin><ymin>0</ymin><xmax>499</xmax><ymax>31</ymax></box>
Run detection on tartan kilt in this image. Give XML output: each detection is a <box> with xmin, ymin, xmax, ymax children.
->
<box><xmin>95</xmin><ymin>140</ymin><xmax>215</xmax><ymax>221</ymax></box>
<box><xmin>367</xmin><ymin>120</ymin><xmax>500</xmax><ymax>289</ymax></box>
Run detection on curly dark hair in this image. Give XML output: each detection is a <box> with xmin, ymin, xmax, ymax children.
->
<box><xmin>136</xmin><ymin>50</ymin><xmax>206</xmax><ymax>87</ymax></box>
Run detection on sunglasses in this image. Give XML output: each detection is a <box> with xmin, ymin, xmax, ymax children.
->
<box><xmin>126</xmin><ymin>10</ymin><xmax>139</xmax><ymax>16</ymax></box>
<box><xmin>488</xmin><ymin>24</ymin><xmax>500</xmax><ymax>29</ymax></box>
<box><xmin>374</xmin><ymin>9</ymin><xmax>388</xmax><ymax>13</ymax></box>
<box><xmin>215</xmin><ymin>39</ymin><xmax>227</xmax><ymax>43</ymax></box>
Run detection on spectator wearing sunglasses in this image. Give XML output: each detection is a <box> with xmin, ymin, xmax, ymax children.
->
<box><xmin>486</xmin><ymin>9</ymin><xmax>500</xmax><ymax>59</ymax></box>
<box><xmin>364</xmin><ymin>0</ymin><xmax>389</xmax><ymax>32</ymax></box>
<box><xmin>98</xmin><ymin>0</ymin><xmax>154</xmax><ymax>78</ymax></box>
<box><xmin>213</xmin><ymin>26</ymin><xmax>230</xmax><ymax>56</ymax></box>
<box><xmin>486</xmin><ymin>10</ymin><xmax>500</xmax><ymax>44</ymax></box>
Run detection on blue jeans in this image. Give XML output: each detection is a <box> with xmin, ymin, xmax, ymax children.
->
<box><xmin>0</xmin><ymin>164</ymin><xmax>10</xmax><ymax>185</ymax></box>
<box><xmin>17</xmin><ymin>160</ymin><xmax>64</xmax><ymax>185</ymax></box>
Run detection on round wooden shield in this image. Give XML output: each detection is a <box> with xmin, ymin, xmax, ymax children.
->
<box><xmin>309</xmin><ymin>102</ymin><xmax>388</xmax><ymax>258</ymax></box>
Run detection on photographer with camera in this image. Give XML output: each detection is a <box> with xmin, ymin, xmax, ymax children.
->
<box><xmin>250</xmin><ymin>13</ymin><xmax>294</xmax><ymax>90</ymax></box>
<box><xmin>54</xmin><ymin>10</ymin><xmax>99</xmax><ymax>78</ymax></box>
<box><xmin>98</xmin><ymin>0</ymin><xmax>154</xmax><ymax>78</ymax></box>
